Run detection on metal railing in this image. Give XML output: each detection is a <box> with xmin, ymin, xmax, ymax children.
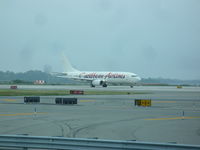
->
<box><xmin>0</xmin><ymin>134</ymin><xmax>200</xmax><ymax>150</ymax></box>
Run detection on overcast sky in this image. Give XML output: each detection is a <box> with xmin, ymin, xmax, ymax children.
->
<box><xmin>0</xmin><ymin>0</ymin><xmax>200</xmax><ymax>80</ymax></box>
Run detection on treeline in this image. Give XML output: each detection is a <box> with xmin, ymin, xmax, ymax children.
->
<box><xmin>0</xmin><ymin>70</ymin><xmax>78</xmax><ymax>84</ymax></box>
<box><xmin>0</xmin><ymin>70</ymin><xmax>199</xmax><ymax>85</ymax></box>
<box><xmin>142</xmin><ymin>77</ymin><xmax>200</xmax><ymax>86</ymax></box>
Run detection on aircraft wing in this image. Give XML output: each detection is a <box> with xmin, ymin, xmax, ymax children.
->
<box><xmin>70</xmin><ymin>77</ymin><xmax>94</xmax><ymax>81</ymax></box>
<box><xmin>51</xmin><ymin>72</ymin><xmax>94</xmax><ymax>81</ymax></box>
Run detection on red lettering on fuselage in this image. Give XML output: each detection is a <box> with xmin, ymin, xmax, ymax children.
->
<box><xmin>82</xmin><ymin>72</ymin><xmax>125</xmax><ymax>79</ymax></box>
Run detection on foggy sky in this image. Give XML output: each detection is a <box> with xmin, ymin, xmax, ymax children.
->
<box><xmin>0</xmin><ymin>0</ymin><xmax>200</xmax><ymax>80</ymax></box>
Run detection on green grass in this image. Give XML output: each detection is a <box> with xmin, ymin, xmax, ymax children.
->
<box><xmin>0</xmin><ymin>89</ymin><xmax>69</xmax><ymax>96</ymax></box>
<box><xmin>84</xmin><ymin>91</ymin><xmax>149</xmax><ymax>95</ymax></box>
<box><xmin>0</xmin><ymin>89</ymin><xmax>150</xmax><ymax>96</ymax></box>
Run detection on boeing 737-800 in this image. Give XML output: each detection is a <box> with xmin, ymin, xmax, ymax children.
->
<box><xmin>55</xmin><ymin>57</ymin><xmax>141</xmax><ymax>88</ymax></box>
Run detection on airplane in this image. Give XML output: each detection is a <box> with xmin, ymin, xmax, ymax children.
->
<box><xmin>54</xmin><ymin>56</ymin><xmax>141</xmax><ymax>88</ymax></box>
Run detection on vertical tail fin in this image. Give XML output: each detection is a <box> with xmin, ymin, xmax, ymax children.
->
<box><xmin>62</xmin><ymin>53</ymin><xmax>79</xmax><ymax>72</ymax></box>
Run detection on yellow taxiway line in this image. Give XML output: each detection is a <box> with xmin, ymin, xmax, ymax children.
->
<box><xmin>79</xmin><ymin>100</ymin><xmax>96</xmax><ymax>102</ymax></box>
<box><xmin>153</xmin><ymin>101</ymin><xmax>176</xmax><ymax>103</ymax></box>
<box><xmin>1</xmin><ymin>99</ymin><xmax>17</xmax><ymax>102</ymax></box>
<box><xmin>0</xmin><ymin>112</ymin><xmax>47</xmax><ymax>117</ymax></box>
<box><xmin>145</xmin><ymin>116</ymin><xmax>200</xmax><ymax>120</ymax></box>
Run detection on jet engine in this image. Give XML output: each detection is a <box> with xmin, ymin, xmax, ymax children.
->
<box><xmin>91</xmin><ymin>80</ymin><xmax>107</xmax><ymax>87</ymax></box>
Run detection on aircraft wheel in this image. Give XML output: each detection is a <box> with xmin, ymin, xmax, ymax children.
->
<box><xmin>91</xmin><ymin>84</ymin><xmax>95</xmax><ymax>87</ymax></box>
<box><xmin>102</xmin><ymin>84</ymin><xmax>107</xmax><ymax>87</ymax></box>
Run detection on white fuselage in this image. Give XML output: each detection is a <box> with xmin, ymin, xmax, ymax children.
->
<box><xmin>56</xmin><ymin>56</ymin><xmax>141</xmax><ymax>87</ymax></box>
<box><xmin>59</xmin><ymin>71</ymin><xmax>141</xmax><ymax>87</ymax></box>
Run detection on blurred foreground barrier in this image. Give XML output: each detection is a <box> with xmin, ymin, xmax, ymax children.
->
<box><xmin>0</xmin><ymin>135</ymin><xmax>200</xmax><ymax>150</ymax></box>
<box><xmin>135</xmin><ymin>99</ymin><xmax>151</xmax><ymax>107</ymax></box>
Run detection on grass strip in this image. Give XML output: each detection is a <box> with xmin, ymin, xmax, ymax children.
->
<box><xmin>0</xmin><ymin>89</ymin><xmax>150</xmax><ymax>96</ymax></box>
<box><xmin>84</xmin><ymin>91</ymin><xmax>149</xmax><ymax>95</ymax></box>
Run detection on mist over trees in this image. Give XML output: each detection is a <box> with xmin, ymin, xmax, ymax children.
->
<box><xmin>0</xmin><ymin>70</ymin><xmax>199</xmax><ymax>85</ymax></box>
<box><xmin>142</xmin><ymin>78</ymin><xmax>200</xmax><ymax>85</ymax></box>
<box><xmin>0</xmin><ymin>70</ymin><xmax>76</xmax><ymax>84</ymax></box>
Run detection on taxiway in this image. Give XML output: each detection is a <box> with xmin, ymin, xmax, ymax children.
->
<box><xmin>0</xmin><ymin>85</ymin><xmax>200</xmax><ymax>145</ymax></box>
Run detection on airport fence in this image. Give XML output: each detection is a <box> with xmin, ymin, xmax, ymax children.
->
<box><xmin>0</xmin><ymin>135</ymin><xmax>200</xmax><ymax>150</ymax></box>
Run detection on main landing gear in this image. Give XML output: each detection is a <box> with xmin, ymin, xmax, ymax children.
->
<box><xmin>102</xmin><ymin>84</ymin><xmax>107</xmax><ymax>87</ymax></box>
<box><xmin>90</xmin><ymin>83</ymin><xmax>107</xmax><ymax>88</ymax></box>
<box><xmin>91</xmin><ymin>84</ymin><xmax>95</xmax><ymax>87</ymax></box>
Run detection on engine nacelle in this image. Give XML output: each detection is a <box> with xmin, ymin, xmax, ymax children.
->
<box><xmin>91</xmin><ymin>80</ymin><xmax>104</xmax><ymax>86</ymax></box>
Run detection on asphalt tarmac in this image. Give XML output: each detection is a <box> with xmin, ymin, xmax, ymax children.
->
<box><xmin>0</xmin><ymin>85</ymin><xmax>200</xmax><ymax>145</ymax></box>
